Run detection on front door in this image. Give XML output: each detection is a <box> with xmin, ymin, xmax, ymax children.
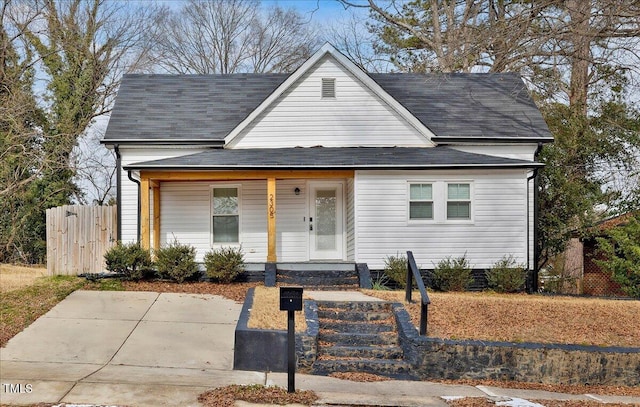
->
<box><xmin>309</xmin><ymin>182</ymin><xmax>344</xmax><ymax>260</ymax></box>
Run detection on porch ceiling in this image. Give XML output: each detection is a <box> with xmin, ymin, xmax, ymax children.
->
<box><xmin>124</xmin><ymin>146</ymin><xmax>543</xmax><ymax>171</ymax></box>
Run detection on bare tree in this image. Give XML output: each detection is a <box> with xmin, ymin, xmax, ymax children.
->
<box><xmin>325</xmin><ymin>10</ymin><xmax>391</xmax><ymax>73</ymax></box>
<box><xmin>148</xmin><ymin>0</ymin><xmax>320</xmax><ymax>74</ymax></box>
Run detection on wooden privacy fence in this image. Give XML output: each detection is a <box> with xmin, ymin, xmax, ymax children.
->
<box><xmin>46</xmin><ymin>205</ymin><xmax>117</xmax><ymax>275</ymax></box>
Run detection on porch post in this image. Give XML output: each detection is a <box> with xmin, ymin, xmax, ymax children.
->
<box><xmin>140</xmin><ymin>175</ymin><xmax>151</xmax><ymax>250</ymax></box>
<box><xmin>267</xmin><ymin>177</ymin><xmax>277</xmax><ymax>262</ymax></box>
<box><xmin>152</xmin><ymin>183</ymin><xmax>161</xmax><ymax>250</ymax></box>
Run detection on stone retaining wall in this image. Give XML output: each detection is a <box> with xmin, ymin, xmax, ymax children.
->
<box><xmin>233</xmin><ymin>288</ymin><xmax>317</xmax><ymax>372</ymax></box>
<box><xmin>392</xmin><ymin>303</ymin><xmax>640</xmax><ymax>386</ymax></box>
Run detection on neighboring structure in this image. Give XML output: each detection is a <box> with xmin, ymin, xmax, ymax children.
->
<box><xmin>561</xmin><ymin>213</ymin><xmax>634</xmax><ymax>296</ymax></box>
<box><xmin>102</xmin><ymin>44</ymin><xmax>552</xmax><ymax>271</ymax></box>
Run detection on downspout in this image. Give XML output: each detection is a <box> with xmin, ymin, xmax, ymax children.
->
<box><xmin>114</xmin><ymin>145</ymin><xmax>122</xmax><ymax>241</ymax></box>
<box><xmin>529</xmin><ymin>142</ymin><xmax>544</xmax><ymax>293</ymax></box>
<box><xmin>127</xmin><ymin>170</ymin><xmax>141</xmax><ymax>244</ymax></box>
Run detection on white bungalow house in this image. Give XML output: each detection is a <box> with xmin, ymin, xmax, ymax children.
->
<box><xmin>102</xmin><ymin>44</ymin><xmax>552</xmax><ymax>275</ymax></box>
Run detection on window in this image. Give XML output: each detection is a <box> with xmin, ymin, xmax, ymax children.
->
<box><xmin>409</xmin><ymin>183</ymin><xmax>433</xmax><ymax>220</ymax></box>
<box><xmin>212</xmin><ymin>187</ymin><xmax>239</xmax><ymax>243</ymax></box>
<box><xmin>321</xmin><ymin>78</ymin><xmax>335</xmax><ymax>98</ymax></box>
<box><xmin>447</xmin><ymin>183</ymin><xmax>471</xmax><ymax>220</ymax></box>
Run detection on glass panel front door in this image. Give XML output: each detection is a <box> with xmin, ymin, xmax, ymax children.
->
<box><xmin>309</xmin><ymin>182</ymin><xmax>343</xmax><ymax>260</ymax></box>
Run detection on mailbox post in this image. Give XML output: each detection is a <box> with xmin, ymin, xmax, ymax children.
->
<box><xmin>279</xmin><ymin>286</ymin><xmax>303</xmax><ymax>393</ymax></box>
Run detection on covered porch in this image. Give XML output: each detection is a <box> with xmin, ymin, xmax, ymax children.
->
<box><xmin>138</xmin><ymin>169</ymin><xmax>354</xmax><ymax>263</ymax></box>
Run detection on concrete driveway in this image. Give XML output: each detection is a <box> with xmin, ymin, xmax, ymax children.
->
<box><xmin>0</xmin><ymin>290</ymin><xmax>265</xmax><ymax>406</ymax></box>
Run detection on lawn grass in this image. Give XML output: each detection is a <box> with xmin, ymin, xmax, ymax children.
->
<box><xmin>365</xmin><ymin>290</ymin><xmax>640</xmax><ymax>347</ymax></box>
<box><xmin>0</xmin><ymin>264</ymin><xmax>47</xmax><ymax>292</ymax></box>
<box><xmin>0</xmin><ymin>274</ymin><xmax>86</xmax><ymax>347</ymax></box>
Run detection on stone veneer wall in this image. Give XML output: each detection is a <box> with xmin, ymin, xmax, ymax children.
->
<box><xmin>392</xmin><ymin>303</ymin><xmax>640</xmax><ymax>386</ymax></box>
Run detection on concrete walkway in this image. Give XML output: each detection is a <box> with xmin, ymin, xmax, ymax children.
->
<box><xmin>1</xmin><ymin>290</ymin><xmax>638</xmax><ymax>407</ymax></box>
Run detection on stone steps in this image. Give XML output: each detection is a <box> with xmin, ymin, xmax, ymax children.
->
<box><xmin>317</xmin><ymin>309</ymin><xmax>392</xmax><ymax>322</ymax></box>
<box><xmin>312</xmin><ymin>359</ymin><xmax>414</xmax><ymax>380</ymax></box>
<box><xmin>318</xmin><ymin>331</ymin><xmax>399</xmax><ymax>347</ymax></box>
<box><xmin>312</xmin><ymin>301</ymin><xmax>412</xmax><ymax>380</ymax></box>
<box><xmin>276</xmin><ymin>268</ymin><xmax>359</xmax><ymax>290</ymax></box>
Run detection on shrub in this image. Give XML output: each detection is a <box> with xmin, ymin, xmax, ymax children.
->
<box><xmin>383</xmin><ymin>253</ymin><xmax>408</xmax><ymax>288</ymax></box>
<box><xmin>104</xmin><ymin>242</ymin><xmax>153</xmax><ymax>281</ymax></box>
<box><xmin>595</xmin><ymin>214</ymin><xmax>640</xmax><ymax>299</ymax></box>
<box><xmin>204</xmin><ymin>246</ymin><xmax>245</xmax><ymax>283</ymax></box>
<box><xmin>486</xmin><ymin>255</ymin><xmax>527</xmax><ymax>293</ymax></box>
<box><xmin>431</xmin><ymin>255</ymin><xmax>473</xmax><ymax>291</ymax></box>
<box><xmin>155</xmin><ymin>240</ymin><xmax>199</xmax><ymax>283</ymax></box>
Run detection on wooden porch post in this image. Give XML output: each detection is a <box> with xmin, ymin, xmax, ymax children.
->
<box><xmin>267</xmin><ymin>177</ymin><xmax>277</xmax><ymax>262</ymax></box>
<box><xmin>153</xmin><ymin>184</ymin><xmax>161</xmax><ymax>250</ymax></box>
<box><xmin>140</xmin><ymin>176</ymin><xmax>150</xmax><ymax>250</ymax></box>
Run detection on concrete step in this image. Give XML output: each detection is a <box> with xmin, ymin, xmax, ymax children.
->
<box><xmin>312</xmin><ymin>359</ymin><xmax>414</xmax><ymax>380</ymax></box>
<box><xmin>319</xmin><ymin>345</ymin><xmax>404</xmax><ymax>360</ymax></box>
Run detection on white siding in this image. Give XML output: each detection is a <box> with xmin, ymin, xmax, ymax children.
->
<box><xmin>354</xmin><ymin>170</ymin><xmax>529</xmax><ymax>269</ymax></box>
<box><xmin>346</xmin><ymin>178</ymin><xmax>355</xmax><ymax>261</ymax></box>
<box><xmin>276</xmin><ymin>180</ymin><xmax>308</xmax><ymax>262</ymax></box>
<box><xmin>230</xmin><ymin>56</ymin><xmax>430</xmax><ymax>149</ymax></box>
<box><xmin>451</xmin><ymin>144</ymin><xmax>538</xmax><ymax>161</ymax></box>
<box><xmin>158</xmin><ymin>179</ymin><xmax>316</xmax><ymax>263</ymax></box>
<box><xmin>120</xmin><ymin>147</ymin><xmax>205</xmax><ymax>244</ymax></box>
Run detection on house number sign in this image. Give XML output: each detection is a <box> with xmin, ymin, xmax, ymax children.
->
<box><xmin>269</xmin><ymin>194</ymin><xmax>275</xmax><ymax>219</ymax></box>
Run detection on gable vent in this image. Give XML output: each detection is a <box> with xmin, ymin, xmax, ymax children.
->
<box><xmin>321</xmin><ymin>78</ymin><xmax>336</xmax><ymax>98</ymax></box>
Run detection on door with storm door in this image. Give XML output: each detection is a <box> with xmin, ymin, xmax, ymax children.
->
<box><xmin>309</xmin><ymin>182</ymin><xmax>344</xmax><ymax>260</ymax></box>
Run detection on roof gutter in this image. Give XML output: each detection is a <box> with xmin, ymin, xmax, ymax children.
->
<box><xmin>101</xmin><ymin>139</ymin><xmax>226</xmax><ymax>147</ymax></box>
<box><xmin>526</xmin><ymin>142</ymin><xmax>544</xmax><ymax>293</ymax></box>
<box><xmin>123</xmin><ymin>163</ymin><xmax>545</xmax><ymax>172</ymax></box>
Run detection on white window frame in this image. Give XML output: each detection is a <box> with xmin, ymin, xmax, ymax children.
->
<box><xmin>407</xmin><ymin>182</ymin><xmax>435</xmax><ymax>222</ymax></box>
<box><xmin>210</xmin><ymin>184</ymin><xmax>242</xmax><ymax>246</ymax></box>
<box><xmin>446</xmin><ymin>182</ymin><xmax>473</xmax><ymax>222</ymax></box>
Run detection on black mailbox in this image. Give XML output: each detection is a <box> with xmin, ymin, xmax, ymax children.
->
<box><xmin>280</xmin><ymin>286</ymin><xmax>303</xmax><ymax>311</ymax></box>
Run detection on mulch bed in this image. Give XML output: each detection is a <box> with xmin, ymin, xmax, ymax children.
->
<box><xmin>198</xmin><ymin>384</ymin><xmax>318</xmax><ymax>407</ymax></box>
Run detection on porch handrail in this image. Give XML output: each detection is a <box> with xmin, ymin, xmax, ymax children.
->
<box><xmin>405</xmin><ymin>251</ymin><xmax>430</xmax><ymax>336</ymax></box>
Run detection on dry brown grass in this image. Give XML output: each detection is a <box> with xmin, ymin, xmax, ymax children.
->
<box><xmin>247</xmin><ymin>286</ymin><xmax>307</xmax><ymax>332</ymax></box>
<box><xmin>364</xmin><ymin>290</ymin><xmax>640</xmax><ymax>348</ymax></box>
<box><xmin>0</xmin><ymin>264</ymin><xmax>47</xmax><ymax>292</ymax></box>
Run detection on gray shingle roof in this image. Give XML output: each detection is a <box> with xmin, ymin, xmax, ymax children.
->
<box><xmin>370</xmin><ymin>73</ymin><xmax>551</xmax><ymax>141</ymax></box>
<box><xmin>123</xmin><ymin>147</ymin><xmax>543</xmax><ymax>170</ymax></box>
<box><xmin>104</xmin><ymin>72</ymin><xmax>552</xmax><ymax>144</ymax></box>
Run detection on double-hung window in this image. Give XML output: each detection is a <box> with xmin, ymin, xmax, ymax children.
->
<box><xmin>447</xmin><ymin>183</ymin><xmax>471</xmax><ymax>220</ymax></box>
<box><xmin>409</xmin><ymin>183</ymin><xmax>433</xmax><ymax>220</ymax></box>
<box><xmin>212</xmin><ymin>187</ymin><xmax>239</xmax><ymax>244</ymax></box>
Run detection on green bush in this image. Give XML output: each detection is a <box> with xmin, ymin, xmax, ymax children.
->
<box><xmin>486</xmin><ymin>255</ymin><xmax>527</xmax><ymax>293</ymax></box>
<box><xmin>204</xmin><ymin>246</ymin><xmax>245</xmax><ymax>283</ymax></box>
<box><xmin>431</xmin><ymin>255</ymin><xmax>473</xmax><ymax>291</ymax></box>
<box><xmin>104</xmin><ymin>242</ymin><xmax>153</xmax><ymax>281</ymax></box>
<box><xmin>383</xmin><ymin>253</ymin><xmax>408</xmax><ymax>288</ymax></box>
<box><xmin>155</xmin><ymin>240</ymin><xmax>199</xmax><ymax>283</ymax></box>
<box><xmin>595</xmin><ymin>214</ymin><xmax>640</xmax><ymax>298</ymax></box>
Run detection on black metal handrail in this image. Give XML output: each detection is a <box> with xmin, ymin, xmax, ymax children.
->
<box><xmin>405</xmin><ymin>251</ymin><xmax>431</xmax><ymax>335</ymax></box>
